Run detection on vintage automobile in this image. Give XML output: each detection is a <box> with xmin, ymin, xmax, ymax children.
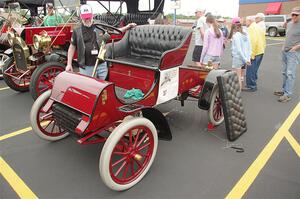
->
<box><xmin>93</xmin><ymin>0</ymin><xmax>165</xmax><ymax>27</ymax></box>
<box><xmin>2</xmin><ymin>0</ymin><xmax>165</xmax><ymax>99</ymax></box>
<box><xmin>1</xmin><ymin>0</ymin><xmax>77</xmax><ymax>99</ymax></box>
<box><xmin>29</xmin><ymin>24</ymin><xmax>241</xmax><ymax>191</ymax></box>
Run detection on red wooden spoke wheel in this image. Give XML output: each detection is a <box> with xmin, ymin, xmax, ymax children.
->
<box><xmin>100</xmin><ymin>117</ymin><xmax>158</xmax><ymax>191</ymax></box>
<box><xmin>208</xmin><ymin>86</ymin><xmax>224</xmax><ymax>126</ymax></box>
<box><xmin>30</xmin><ymin>90</ymin><xmax>69</xmax><ymax>141</ymax></box>
<box><xmin>30</xmin><ymin>62</ymin><xmax>65</xmax><ymax>99</ymax></box>
<box><xmin>3</xmin><ymin>57</ymin><xmax>30</xmax><ymax>92</ymax></box>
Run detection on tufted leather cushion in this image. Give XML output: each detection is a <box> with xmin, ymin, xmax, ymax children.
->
<box><xmin>94</xmin><ymin>14</ymin><xmax>123</xmax><ymax>26</ymax></box>
<box><xmin>106</xmin><ymin>25</ymin><xmax>191</xmax><ymax>68</ymax></box>
<box><xmin>123</xmin><ymin>13</ymin><xmax>158</xmax><ymax>25</ymax></box>
<box><xmin>129</xmin><ymin>25</ymin><xmax>190</xmax><ymax>60</ymax></box>
<box><xmin>217</xmin><ymin>71</ymin><xmax>247</xmax><ymax>141</ymax></box>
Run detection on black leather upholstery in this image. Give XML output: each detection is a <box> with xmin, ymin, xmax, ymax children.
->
<box><xmin>106</xmin><ymin>25</ymin><xmax>191</xmax><ymax>68</ymax></box>
<box><xmin>94</xmin><ymin>14</ymin><xmax>123</xmax><ymax>26</ymax></box>
<box><xmin>123</xmin><ymin>13</ymin><xmax>158</xmax><ymax>25</ymax></box>
<box><xmin>217</xmin><ymin>71</ymin><xmax>247</xmax><ymax>141</ymax></box>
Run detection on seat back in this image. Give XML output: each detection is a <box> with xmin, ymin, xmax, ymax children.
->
<box><xmin>94</xmin><ymin>14</ymin><xmax>123</xmax><ymax>26</ymax></box>
<box><xmin>123</xmin><ymin>13</ymin><xmax>157</xmax><ymax>25</ymax></box>
<box><xmin>128</xmin><ymin>25</ymin><xmax>191</xmax><ymax>60</ymax></box>
<box><xmin>106</xmin><ymin>25</ymin><xmax>192</xmax><ymax>70</ymax></box>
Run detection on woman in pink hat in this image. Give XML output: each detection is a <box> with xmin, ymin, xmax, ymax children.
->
<box><xmin>228</xmin><ymin>18</ymin><xmax>251</xmax><ymax>90</ymax></box>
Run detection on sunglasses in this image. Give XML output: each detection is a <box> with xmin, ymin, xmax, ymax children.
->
<box><xmin>292</xmin><ymin>14</ymin><xmax>299</xmax><ymax>17</ymax></box>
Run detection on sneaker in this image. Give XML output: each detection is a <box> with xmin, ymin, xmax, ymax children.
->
<box><xmin>274</xmin><ymin>91</ymin><xmax>284</xmax><ymax>96</ymax></box>
<box><xmin>278</xmin><ymin>95</ymin><xmax>291</xmax><ymax>103</ymax></box>
<box><xmin>242</xmin><ymin>87</ymin><xmax>257</xmax><ymax>92</ymax></box>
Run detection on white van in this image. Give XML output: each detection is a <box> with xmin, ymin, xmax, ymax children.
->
<box><xmin>265</xmin><ymin>15</ymin><xmax>287</xmax><ymax>37</ymax></box>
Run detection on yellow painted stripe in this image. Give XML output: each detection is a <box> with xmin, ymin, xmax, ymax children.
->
<box><xmin>0</xmin><ymin>157</ymin><xmax>38</xmax><ymax>199</ymax></box>
<box><xmin>279</xmin><ymin>102</ymin><xmax>300</xmax><ymax>130</ymax></box>
<box><xmin>285</xmin><ymin>131</ymin><xmax>300</xmax><ymax>157</ymax></box>
<box><xmin>0</xmin><ymin>127</ymin><xmax>32</xmax><ymax>141</ymax></box>
<box><xmin>0</xmin><ymin>86</ymin><xmax>10</xmax><ymax>91</ymax></box>
<box><xmin>0</xmin><ymin>121</ymin><xmax>50</xmax><ymax>142</ymax></box>
<box><xmin>226</xmin><ymin>102</ymin><xmax>300</xmax><ymax>199</ymax></box>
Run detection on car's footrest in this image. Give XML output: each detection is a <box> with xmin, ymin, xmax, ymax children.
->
<box><xmin>118</xmin><ymin>104</ymin><xmax>144</xmax><ymax>113</ymax></box>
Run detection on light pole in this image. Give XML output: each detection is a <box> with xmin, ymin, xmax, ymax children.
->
<box><xmin>171</xmin><ymin>0</ymin><xmax>180</xmax><ymax>25</ymax></box>
<box><xmin>174</xmin><ymin>8</ymin><xmax>176</xmax><ymax>25</ymax></box>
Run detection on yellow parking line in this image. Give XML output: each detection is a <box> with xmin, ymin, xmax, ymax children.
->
<box><xmin>0</xmin><ymin>127</ymin><xmax>32</xmax><ymax>141</ymax></box>
<box><xmin>226</xmin><ymin>102</ymin><xmax>300</xmax><ymax>199</ymax></box>
<box><xmin>285</xmin><ymin>131</ymin><xmax>300</xmax><ymax>157</ymax></box>
<box><xmin>0</xmin><ymin>86</ymin><xmax>10</xmax><ymax>91</ymax></box>
<box><xmin>0</xmin><ymin>157</ymin><xmax>38</xmax><ymax>199</ymax></box>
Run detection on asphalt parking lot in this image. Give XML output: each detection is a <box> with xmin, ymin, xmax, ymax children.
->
<box><xmin>1</xmin><ymin>36</ymin><xmax>300</xmax><ymax>199</ymax></box>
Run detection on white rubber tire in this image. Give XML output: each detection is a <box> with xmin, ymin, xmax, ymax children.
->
<box><xmin>208</xmin><ymin>86</ymin><xmax>224</xmax><ymax>126</ymax></box>
<box><xmin>99</xmin><ymin>117</ymin><xmax>158</xmax><ymax>191</ymax></box>
<box><xmin>30</xmin><ymin>90</ymin><xmax>69</xmax><ymax>141</ymax></box>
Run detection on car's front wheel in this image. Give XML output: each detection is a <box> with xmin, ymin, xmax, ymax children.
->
<box><xmin>100</xmin><ymin>117</ymin><xmax>158</xmax><ymax>191</ymax></box>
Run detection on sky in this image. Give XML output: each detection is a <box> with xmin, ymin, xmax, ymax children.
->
<box><xmin>86</xmin><ymin>0</ymin><xmax>240</xmax><ymax>18</ymax></box>
<box><xmin>163</xmin><ymin>0</ymin><xmax>240</xmax><ymax>17</ymax></box>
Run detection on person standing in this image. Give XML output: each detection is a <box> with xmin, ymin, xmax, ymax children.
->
<box><xmin>42</xmin><ymin>3</ymin><xmax>64</xmax><ymax>26</ymax></box>
<box><xmin>192</xmin><ymin>8</ymin><xmax>206</xmax><ymax>66</ymax></box>
<box><xmin>274</xmin><ymin>6</ymin><xmax>300</xmax><ymax>102</ymax></box>
<box><xmin>255</xmin><ymin>13</ymin><xmax>266</xmax><ymax>34</ymax></box>
<box><xmin>200</xmin><ymin>15</ymin><xmax>224</xmax><ymax>68</ymax></box>
<box><xmin>228</xmin><ymin>19</ymin><xmax>251</xmax><ymax>89</ymax></box>
<box><xmin>243</xmin><ymin>16</ymin><xmax>265</xmax><ymax>92</ymax></box>
<box><xmin>65</xmin><ymin>4</ymin><xmax>135</xmax><ymax>79</ymax></box>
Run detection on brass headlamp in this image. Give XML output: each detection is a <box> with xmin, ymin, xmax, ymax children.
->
<box><xmin>33</xmin><ymin>31</ymin><xmax>51</xmax><ymax>50</ymax></box>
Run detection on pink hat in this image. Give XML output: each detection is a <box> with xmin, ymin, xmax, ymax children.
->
<box><xmin>231</xmin><ymin>17</ymin><xmax>241</xmax><ymax>24</ymax></box>
<box><xmin>80</xmin><ymin>5</ymin><xmax>93</xmax><ymax>19</ymax></box>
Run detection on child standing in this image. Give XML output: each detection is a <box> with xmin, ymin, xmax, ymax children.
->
<box><xmin>200</xmin><ymin>15</ymin><xmax>224</xmax><ymax>69</ymax></box>
<box><xmin>228</xmin><ymin>18</ymin><xmax>252</xmax><ymax>89</ymax></box>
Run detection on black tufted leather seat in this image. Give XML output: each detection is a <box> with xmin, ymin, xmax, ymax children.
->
<box><xmin>106</xmin><ymin>25</ymin><xmax>192</xmax><ymax>69</ymax></box>
<box><xmin>94</xmin><ymin>14</ymin><xmax>123</xmax><ymax>26</ymax></box>
<box><xmin>123</xmin><ymin>13</ymin><xmax>157</xmax><ymax>25</ymax></box>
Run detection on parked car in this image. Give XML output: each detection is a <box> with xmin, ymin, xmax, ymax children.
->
<box><xmin>265</xmin><ymin>15</ymin><xmax>287</xmax><ymax>37</ymax></box>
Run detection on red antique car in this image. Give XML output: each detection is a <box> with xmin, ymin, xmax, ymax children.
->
<box><xmin>30</xmin><ymin>24</ymin><xmax>225</xmax><ymax>191</ymax></box>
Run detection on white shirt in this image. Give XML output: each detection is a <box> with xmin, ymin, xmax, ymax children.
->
<box><xmin>257</xmin><ymin>21</ymin><xmax>266</xmax><ymax>33</ymax></box>
<box><xmin>195</xmin><ymin>16</ymin><xmax>207</xmax><ymax>46</ymax></box>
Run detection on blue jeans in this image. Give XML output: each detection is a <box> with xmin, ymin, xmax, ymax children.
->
<box><xmin>79</xmin><ymin>62</ymin><xmax>108</xmax><ymax>80</ymax></box>
<box><xmin>282</xmin><ymin>51</ymin><xmax>300</xmax><ymax>96</ymax></box>
<box><xmin>246</xmin><ymin>54</ymin><xmax>264</xmax><ymax>90</ymax></box>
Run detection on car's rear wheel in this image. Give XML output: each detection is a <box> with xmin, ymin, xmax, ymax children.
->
<box><xmin>279</xmin><ymin>32</ymin><xmax>285</xmax><ymax>37</ymax></box>
<box><xmin>30</xmin><ymin>61</ymin><xmax>65</xmax><ymax>100</ymax></box>
<box><xmin>3</xmin><ymin>57</ymin><xmax>30</xmax><ymax>92</ymax></box>
<box><xmin>208</xmin><ymin>86</ymin><xmax>224</xmax><ymax>126</ymax></box>
<box><xmin>268</xmin><ymin>27</ymin><xmax>278</xmax><ymax>37</ymax></box>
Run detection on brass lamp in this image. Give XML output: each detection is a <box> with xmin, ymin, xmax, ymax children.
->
<box><xmin>33</xmin><ymin>31</ymin><xmax>51</xmax><ymax>50</ymax></box>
